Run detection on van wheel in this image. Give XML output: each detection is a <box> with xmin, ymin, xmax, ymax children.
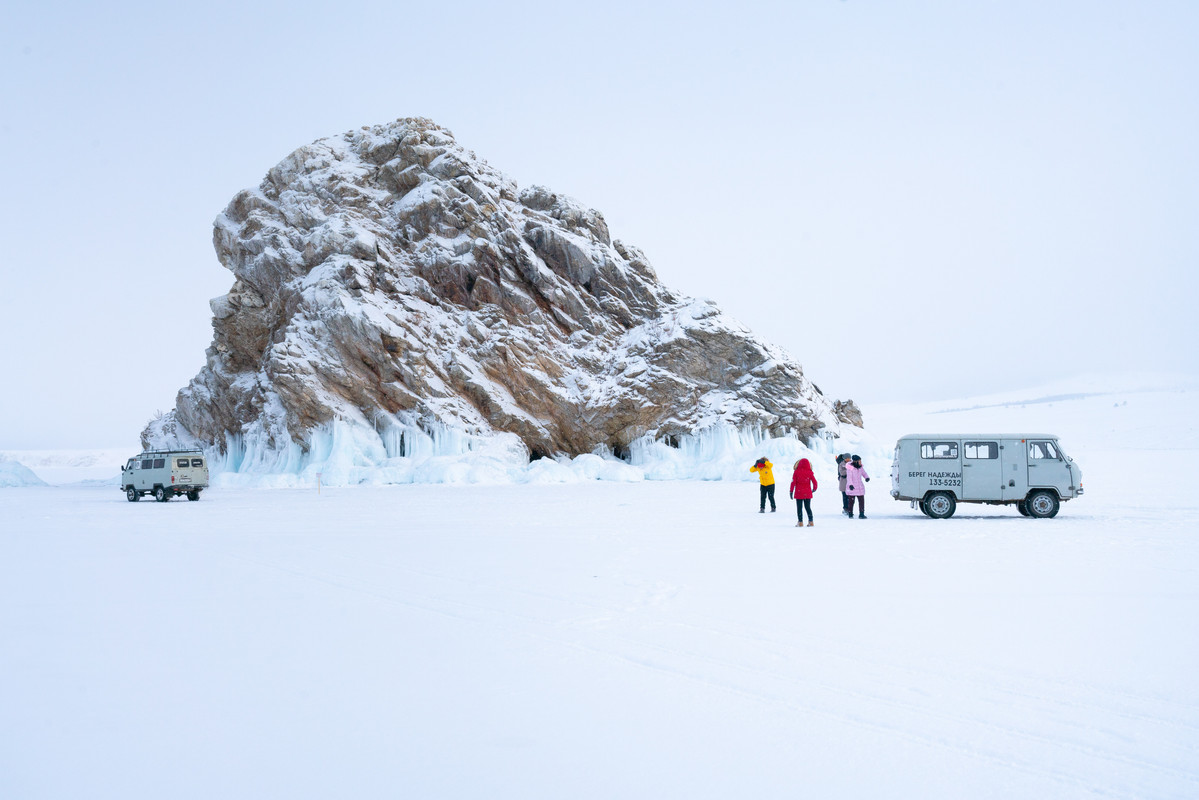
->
<box><xmin>1026</xmin><ymin>490</ymin><xmax>1059</xmax><ymax>519</ymax></box>
<box><xmin>925</xmin><ymin>492</ymin><xmax>956</xmax><ymax>519</ymax></box>
<box><xmin>1016</xmin><ymin>500</ymin><xmax>1031</xmax><ymax>517</ymax></box>
<box><xmin>917</xmin><ymin>500</ymin><xmax>931</xmax><ymax>516</ymax></box>
<box><xmin>187</xmin><ymin>491</ymin><xmax>200</xmax><ymax>501</ymax></box>
<box><xmin>126</xmin><ymin>487</ymin><xmax>139</xmax><ymax>502</ymax></box>
<box><xmin>154</xmin><ymin>486</ymin><xmax>168</xmax><ymax>502</ymax></box>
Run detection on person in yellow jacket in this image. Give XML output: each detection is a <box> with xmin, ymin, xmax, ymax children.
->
<box><xmin>751</xmin><ymin>457</ymin><xmax>777</xmax><ymax>513</ymax></box>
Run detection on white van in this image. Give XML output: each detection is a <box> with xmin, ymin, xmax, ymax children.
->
<box><xmin>890</xmin><ymin>434</ymin><xmax>1082</xmax><ymax>519</ymax></box>
<box><xmin>121</xmin><ymin>449</ymin><xmax>209</xmax><ymax>502</ymax></box>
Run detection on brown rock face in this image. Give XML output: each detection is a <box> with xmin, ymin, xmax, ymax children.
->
<box><xmin>833</xmin><ymin>400</ymin><xmax>865</xmax><ymax>428</ymax></box>
<box><xmin>146</xmin><ymin>118</ymin><xmax>846</xmax><ymax>458</ymax></box>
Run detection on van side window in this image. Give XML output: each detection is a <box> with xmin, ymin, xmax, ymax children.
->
<box><xmin>177</xmin><ymin>459</ymin><xmax>190</xmax><ymax>468</ymax></box>
<box><xmin>964</xmin><ymin>442</ymin><xmax>998</xmax><ymax>459</ymax></box>
<box><xmin>153</xmin><ymin>458</ymin><xmax>165</xmax><ymax>469</ymax></box>
<box><xmin>191</xmin><ymin>459</ymin><xmax>204</xmax><ymax>467</ymax></box>
<box><xmin>141</xmin><ymin>459</ymin><xmax>153</xmax><ymax>470</ymax></box>
<box><xmin>1029</xmin><ymin>441</ymin><xmax>1059</xmax><ymax>460</ymax></box>
<box><xmin>920</xmin><ymin>442</ymin><xmax>958</xmax><ymax>459</ymax></box>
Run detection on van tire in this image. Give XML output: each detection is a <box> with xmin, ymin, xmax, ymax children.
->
<box><xmin>187</xmin><ymin>491</ymin><xmax>200</xmax><ymax>501</ymax></box>
<box><xmin>1026</xmin><ymin>490</ymin><xmax>1059</xmax><ymax>519</ymax></box>
<box><xmin>126</xmin><ymin>487</ymin><xmax>139</xmax><ymax>502</ymax></box>
<box><xmin>925</xmin><ymin>492</ymin><xmax>956</xmax><ymax>519</ymax></box>
<box><xmin>1016</xmin><ymin>500</ymin><xmax>1031</xmax><ymax>517</ymax></box>
<box><xmin>154</xmin><ymin>486</ymin><xmax>168</xmax><ymax>503</ymax></box>
<box><xmin>917</xmin><ymin>500</ymin><xmax>931</xmax><ymax>516</ymax></box>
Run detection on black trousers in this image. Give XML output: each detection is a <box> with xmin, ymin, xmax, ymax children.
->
<box><xmin>848</xmin><ymin>495</ymin><xmax>865</xmax><ymax>515</ymax></box>
<box><xmin>795</xmin><ymin>498</ymin><xmax>812</xmax><ymax>522</ymax></box>
<box><xmin>841</xmin><ymin>491</ymin><xmax>850</xmax><ymax>513</ymax></box>
<box><xmin>760</xmin><ymin>484</ymin><xmax>776</xmax><ymax>510</ymax></box>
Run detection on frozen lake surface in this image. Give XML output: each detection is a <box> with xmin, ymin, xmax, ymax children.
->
<box><xmin>2</xmin><ymin>378</ymin><xmax>1197</xmax><ymax>798</ymax></box>
<box><xmin>3</xmin><ymin>472</ymin><xmax>1197</xmax><ymax>799</ymax></box>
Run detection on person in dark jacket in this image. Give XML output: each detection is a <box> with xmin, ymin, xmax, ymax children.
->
<box><xmin>789</xmin><ymin>458</ymin><xmax>818</xmax><ymax>527</ymax></box>
<box><xmin>837</xmin><ymin>453</ymin><xmax>852</xmax><ymax>516</ymax></box>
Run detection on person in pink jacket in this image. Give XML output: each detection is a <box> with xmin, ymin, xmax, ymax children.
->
<box><xmin>845</xmin><ymin>454</ymin><xmax>870</xmax><ymax>519</ymax></box>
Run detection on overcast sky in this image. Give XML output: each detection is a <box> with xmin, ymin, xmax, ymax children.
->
<box><xmin>2</xmin><ymin>0</ymin><xmax>1196</xmax><ymax>449</ymax></box>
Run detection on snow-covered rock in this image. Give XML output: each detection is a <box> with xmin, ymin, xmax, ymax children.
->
<box><xmin>148</xmin><ymin>118</ymin><xmax>853</xmax><ymax>483</ymax></box>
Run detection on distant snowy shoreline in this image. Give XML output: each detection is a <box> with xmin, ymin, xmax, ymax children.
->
<box><xmin>4</xmin><ymin>372</ymin><xmax>1195</xmax><ymax>488</ymax></box>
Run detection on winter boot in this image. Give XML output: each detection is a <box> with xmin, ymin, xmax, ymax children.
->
<box><xmin>808</xmin><ymin>521</ymin><xmax>814</xmax><ymax>527</ymax></box>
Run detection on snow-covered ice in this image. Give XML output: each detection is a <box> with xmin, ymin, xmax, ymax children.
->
<box><xmin>1</xmin><ymin>376</ymin><xmax>1197</xmax><ymax>799</ymax></box>
<box><xmin>0</xmin><ymin>449</ymin><xmax>127</xmax><ymax>486</ymax></box>
<box><xmin>0</xmin><ymin>457</ymin><xmax>47</xmax><ymax>488</ymax></box>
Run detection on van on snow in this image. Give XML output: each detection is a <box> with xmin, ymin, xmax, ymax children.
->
<box><xmin>890</xmin><ymin>434</ymin><xmax>1083</xmax><ymax>519</ymax></box>
<box><xmin>121</xmin><ymin>449</ymin><xmax>209</xmax><ymax>502</ymax></box>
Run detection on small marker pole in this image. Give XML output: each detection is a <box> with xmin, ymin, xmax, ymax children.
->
<box><xmin>317</xmin><ymin>472</ymin><xmax>322</xmax><ymax>494</ymax></box>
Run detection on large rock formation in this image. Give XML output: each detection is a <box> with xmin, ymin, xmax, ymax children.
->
<box><xmin>146</xmin><ymin>118</ymin><xmax>857</xmax><ymax>463</ymax></box>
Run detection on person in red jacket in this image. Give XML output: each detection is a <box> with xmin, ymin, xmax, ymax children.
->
<box><xmin>789</xmin><ymin>458</ymin><xmax>818</xmax><ymax>527</ymax></box>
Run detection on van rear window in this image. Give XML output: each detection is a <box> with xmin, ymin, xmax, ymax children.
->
<box><xmin>191</xmin><ymin>458</ymin><xmax>204</xmax><ymax>467</ymax></box>
<box><xmin>920</xmin><ymin>442</ymin><xmax>959</xmax><ymax>459</ymax></box>
<box><xmin>177</xmin><ymin>459</ymin><xmax>189</xmax><ymax>468</ymax></box>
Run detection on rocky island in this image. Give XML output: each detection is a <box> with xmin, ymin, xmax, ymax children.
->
<box><xmin>145</xmin><ymin>118</ymin><xmax>859</xmax><ymax>480</ymax></box>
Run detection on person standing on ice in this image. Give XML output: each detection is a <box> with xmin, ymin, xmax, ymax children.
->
<box><xmin>845</xmin><ymin>454</ymin><xmax>870</xmax><ymax>519</ymax></box>
<box><xmin>837</xmin><ymin>453</ymin><xmax>852</xmax><ymax>516</ymax></box>
<box><xmin>789</xmin><ymin>458</ymin><xmax>818</xmax><ymax>527</ymax></box>
<box><xmin>751</xmin><ymin>457</ymin><xmax>777</xmax><ymax>513</ymax></box>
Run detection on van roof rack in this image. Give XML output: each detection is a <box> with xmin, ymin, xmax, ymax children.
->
<box><xmin>136</xmin><ymin>448</ymin><xmax>205</xmax><ymax>456</ymax></box>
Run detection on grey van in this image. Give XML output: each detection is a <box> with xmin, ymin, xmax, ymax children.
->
<box><xmin>121</xmin><ymin>449</ymin><xmax>209</xmax><ymax>502</ymax></box>
<box><xmin>890</xmin><ymin>434</ymin><xmax>1083</xmax><ymax>519</ymax></box>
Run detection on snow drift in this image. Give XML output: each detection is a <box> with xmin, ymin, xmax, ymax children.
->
<box><xmin>0</xmin><ymin>458</ymin><xmax>48</xmax><ymax>488</ymax></box>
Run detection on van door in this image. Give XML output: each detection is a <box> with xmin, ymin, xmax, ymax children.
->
<box><xmin>962</xmin><ymin>441</ymin><xmax>1001</xmax><ymax>500</ymax></box>
<box><xmin>1027</xmin><ymin>440</ymin><xmax>1071</xmax><ymax>494</ymax></box>
<box><xmin>1000</xmin><ymin>440</ymin><xmax>1027</xmax><ymax>500</ymax></box>
<box><xmin>138</xmin><ymin>458</ymin><xmax>154</xmax><ymax>490</ymax></box>
<box><xmin>174</xmin><ymin>456</ymin><xmax>192</xmax><ymax>486</ymax></box>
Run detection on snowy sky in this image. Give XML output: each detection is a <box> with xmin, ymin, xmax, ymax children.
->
<box><xmin>1</xmin><ymin>0</ymin><xmax>1196</xmax><ymax>449</ymax></box>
